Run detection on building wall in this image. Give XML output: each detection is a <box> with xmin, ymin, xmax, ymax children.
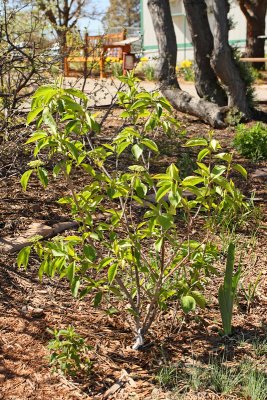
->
<box><xmin>140</xmin><ymin>0</ymin><xmax>265</xmax><ymax>62</ymax></box>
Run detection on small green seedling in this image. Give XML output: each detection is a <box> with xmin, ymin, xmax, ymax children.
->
<box><xmin>47</xmin><ymin>326</ymin><xmax>92</xmax><ymax>377</ymax></box>
<box><xmin>240</xmin><ymin>272</ymin><xmax>262</xmax><ymax>313</ymax></box>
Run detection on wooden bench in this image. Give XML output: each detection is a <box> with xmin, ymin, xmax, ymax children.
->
<box><xmin>64</xmin><ymin>31</ymin><xmax>131</xmax><ymax>78</ymax></box>
<box><xmin>240</xmin><ymin>58</ymin><xmax>267</xmax><ymax>63</ymax></box>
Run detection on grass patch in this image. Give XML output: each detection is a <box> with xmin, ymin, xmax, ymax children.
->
<box><xmin>156</xmin><ymin>356</ymin><xmax>267</xmax><ymax>398</ymax></box>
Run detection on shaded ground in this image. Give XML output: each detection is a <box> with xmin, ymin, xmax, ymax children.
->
<box><xmin>0</xmin><ymin>93</ymin><xmax>267</xmax><ymax>399</ymax></box>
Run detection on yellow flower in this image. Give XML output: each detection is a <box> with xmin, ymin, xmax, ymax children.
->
<box><xmin>175</xmin><ymin>65</ymin><xmax>179</xmax><ymax>72</ymax></box>
<box><xmin>111</xmin><ymin>57</ymin><xmax>119</xmax><ymax>62</ymax></box>
<box><xmin>140</xmin><ymin>57</ymin><xmax>148</xmax><ymax>62</ymax></box>
<box><xmin>106</xmin><ymin>57</ymin><xmax>111</xmax><ymax>62</ymax></box>
<box><xmin>180</xmin><ymin>59</ymin><xmax>193</xmax><ymax>68</ymax></box>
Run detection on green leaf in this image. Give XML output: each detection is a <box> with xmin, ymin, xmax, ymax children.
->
<box><xmin>17</xmin><ymin>246</ymin><xmax>31</xmax><ymax>269</ymax></box>
<box><xmin>169</xmin><ymin>190</ymin><xmax>181</xmax><ymax>207</ymax></box>
<box><xmin>209</xmin><ymin>138</ymin><xmax>221</xmax><ymax>151</ymax></box>
<box><xmin>21</xmin><ymin>169</ymin><xmax>34</xmax><ymax>191</ymax></box>
<box><xmin>81</xmin><ymin>163</ymin><xmax>96</xmax><ymax>176</ymax></box>
<box><xmin>43</xmin><ymin>107</ymin><xmax>57</xmax><ymax>134</ymax></box>
<box><xmin>64</xmin><ymin>140</ymin><xmax>80</xmax><ymax>161</ymax></box>
<box><xmin>71</xmin><ymin>278</ymin><xmax>80</xmax><ymax>297</ymax></box>
<box><xmin>27</xmin><ymin>107</ymin><xmax>44</xmax><ymax>125</ymax></box>
<box><xmin>156</xmin><ymin>184</ymin><xmax>171</xmax><ymax>202</ymax></box>
<box><xmin>37</xmin><ymin>167</ymin><xmax>48</xmax><ymax>188</ymax></box>
<box><xmin>116</xmin><ymin>141</ymin><xmax>130</xmax><ymax>155</ymax></box>
<box><xmin>93</xmin><ymin>292</ymin><xmax>103</xmax><ymax>307</ymax></box>
<box><xmin>32</xmin><ymin>85</ymin><xmax>58</xmax><ymax>99</ymax></box>
<box><xmin>84</xmin><ymin>245</ymin><xmax>96</xmax><ymax>262</ymax></box>
<box><xmin>109</xmin><ymin>286</ymin><xmax>121</xmax><ymax>297</ymax></box>
<box><xmin>153</xmin><ymin>173</ymin><xmax>170</xmax><ymax>180</ymax></box>
<box><xmin>130</xmin><ymin>99</ymin><xmax>147</xmax><ymax>110</ymax></box>
<box><xmin>141</xmin><ymin>138</ymin><xmax>158</xmax><ymax>152</ymax></box>
<box><xmin>135</xmin><ymin>182</ymin><xmax>147</xmax><ymax>198</ymax></box>
<box><xmin>131</xmin><ymin>144</ymin><xmax>143</xmax><ymax>160</ymax></box>
<box><xmin>181</xmin><ymin>295</ymin><xmax>196</xmax><ymax>313</ymax></box>
<box><xmin>108</xmin><ymin>264</ymin><xmax>118</xmax><ymax>283</ymax></box>
<box><xmin>128</xmin><ymin>165</ymin><xmax>146</xmax><ymax>172</ymax></box>
<box><xmin>211</xmin><ymin>165</ymin><xmax>227</xmax><ymax>179</ymax></box>
<box><xmin>157</xmin><ymin>214</ymin><xmax>173</xmax><ymax>230</ymax></box>
<box><xmin>184</xmin><ymin>138</ymin><xmax>208</xmax><ymax>147</ymax></box>
<box><xmin>182</xmin><ymin>176</ymin><xmax>204</xmax><ymax>186</ymax></box>
<box><xmin>190</xmin><ymin>291</ymin><xmax>206</xmax><ymax>309</ymax></box>
<box><xmin>232</xmin><ymin>164</ymin><xmax>247</xmax><ymax>179</ymax></box>
<box><xmin>159</xmin><ymin>97</ymin><xmax>172</xmax><ymax>112</ymax></box>
<box><xmin>64</xmin><ymin>88</ymin><xmax>88</xmax><ymax>102</ymax></box>
<box><xmin>155</xmin><ymin>237</ymin><xmax>163</xmax><ymax>252</ymax></box>
<box><xmin>215</xmin><ymin>152</ymin><xmax>233</xmax><ymax>163</ymax></box>
<box><xmin>136</xmin><ymin>92</ymin><xmax>152</xmax><ymax>100</ymax></box>
<box><xmin>167</xmin><ymin>164</ymin><xmax>180</xmax><ymax>180</ymax></box>
<box><xmin>197</xmin><ymin>148</ymin><xmax>210</xmax><ymax>161</ymax></box>
<box><xmin>26</xmin><ymin>131</ymin><xmax>48</xmax><ymax>144</ymax></box>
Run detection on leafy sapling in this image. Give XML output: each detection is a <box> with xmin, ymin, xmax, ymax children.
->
<box><xmin>19</xmin><ymin>75</ymin><xmax>249</xmax><ymax>349</ymax></box>
<box><xmin>48</xmin><ymin>326</ymin><xmax>92</xmax><ymax>377</ymax></box>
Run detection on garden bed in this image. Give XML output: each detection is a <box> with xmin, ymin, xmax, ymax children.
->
<box><xmin>0</xmin><ymin>100</ymin><xmax>266</xmax><ymax>399</ymax></box>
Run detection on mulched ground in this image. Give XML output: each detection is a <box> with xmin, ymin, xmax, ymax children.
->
<box><xmin>0</xmin><ymin>98</ymin><xmax>266</xmax><ymax>399</ymax></box>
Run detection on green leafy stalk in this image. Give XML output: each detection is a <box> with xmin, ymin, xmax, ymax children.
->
<box><xmin>218</xmin><ymin>242</ymin><xmax>240</xmax><ymax>335</ymax></box>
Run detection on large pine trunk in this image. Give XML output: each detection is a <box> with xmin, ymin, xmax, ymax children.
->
<box><xmin>183</xmin><ymin>0</ymin><xmax>227</xmax><ymax>106</ymax></box>
<box><xmin>238</xmin><ymin>0</ymin><xmax>267</xmax><ymax>70</ymax></box>
<box><xmin>147</xmin><ymin>0</ymin><xmax>226</xmax><ymax>128</ymax></box>
<box><xmin>211</xmin><ymin>0</ymin><xmax>251</xmax><ymax>117</ymax></box>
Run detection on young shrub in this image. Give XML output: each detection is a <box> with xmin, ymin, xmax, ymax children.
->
<box><xmin>48</xmin><ymin>326</ymin><xmax>92</xmax><ymax>377</ymax></box>
<box><xmin>233</xmin><ymin>122</ymin><xmax>267</xmax><ymax>161</ymax></box>
<box><xmin>19</xmin><ymin>74</ymin><xmax>248</xmax><ymax>349</ymax></box>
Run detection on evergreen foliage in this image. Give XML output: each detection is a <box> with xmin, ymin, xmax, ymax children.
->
<box><xmin>102</xmin><ymin>0</ymin><xmax>140</xmax><ymax>32</ymax></box>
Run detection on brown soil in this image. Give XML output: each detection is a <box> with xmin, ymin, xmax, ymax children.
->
<box><xmin>0</xmin><ymin>102</ymin><xmax>266</xmax><ymax>400</ymax></box>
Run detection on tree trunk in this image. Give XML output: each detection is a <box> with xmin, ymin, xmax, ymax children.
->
<box><xmin>162</xmin><ymin>87</ymin><xmax>227</xmax><ymax>128</ymax></box>
<box><xmin>211</xmin><ymin>0</ymin><xmax>251</xmax><ymax>117</ymax></box>
<box><xmin>57</xmin><ymin>29</ymin><xmax>68</xmax><ymax>72</ymax></box>
<box><xmin>147</xmin><ymin>0</ymin><xmax>177</xmax><ymax>85</ymax></box>
<box><xmin>183</xmin><ymin>0</ymin><xmax>227</xmax><ymax>106</ymax></box>
<box><xmin>147</xmin><ymin>0</ymin><xmax>226</xmax><ymax>128</ymax></box>
<box><xmin>238</xmin><ymin>0</ymin><xmax>267</xmax><ymax>70</ymax></box>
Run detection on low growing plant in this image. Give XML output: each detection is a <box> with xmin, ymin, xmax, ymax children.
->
<box><xmin>251</xmin><ymin>336</ymin><xmax>267</xmax><ymax>357</ymax></box>
<box><xmin>233</xmin><ymin>122</ymin><xmax>267</xmax><ymax>161</ymax></box>
<box><xmin>156</xmin><ymin>362</ymin><xmax>207</xmax><ymax>394</ymax></box>
<box><xmin>240</xmin><ymin>272</ymin><xmax>262</xmax><ymax>313</ymax></box>
<box><xmin>176</xmin><ymin>60</ymin><xmax>194</xmax><ymax>82</ymax></box>
<box><xmin>135</xmin><ymin>59</ymin><xmax>156</xmax><ymax>80</ymax></box>
<box><xmin>47</xmin><ymin>326</ymin><xmax>92</xmax><ymax>377</ymax></box>
<box><xmin>18</xmin><ymin>74</ymin><xmax>248</xmax><ymax>349</ymax></box>
<box><xmin>208</xmin><ymin>361</ymin><xmax>242</xmax><ymax>394</ymax></box>
<box><xmin>241</xmin><ymin>364</ymin><xmax>267</xmax><ymax>400</ymax></box>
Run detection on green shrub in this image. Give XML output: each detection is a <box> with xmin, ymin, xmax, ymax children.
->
<box><xmin>233</xmin><ymin>123</ymin><xmax>267</xmax><ymax>161</ymax></box>
<box><xmin>48</xmin><ymin>326</ymin><xmax>92</xmax><ymax>377</ymax></box>
<box><xmin>18</xmin><ymin>74</ymin><xmax>248</xmax><ymax>350</ymax></box>
<box><xmin>111</xmin><ymin>61</ymin><xmax>123</xmax><ymax>77</ymax></box>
